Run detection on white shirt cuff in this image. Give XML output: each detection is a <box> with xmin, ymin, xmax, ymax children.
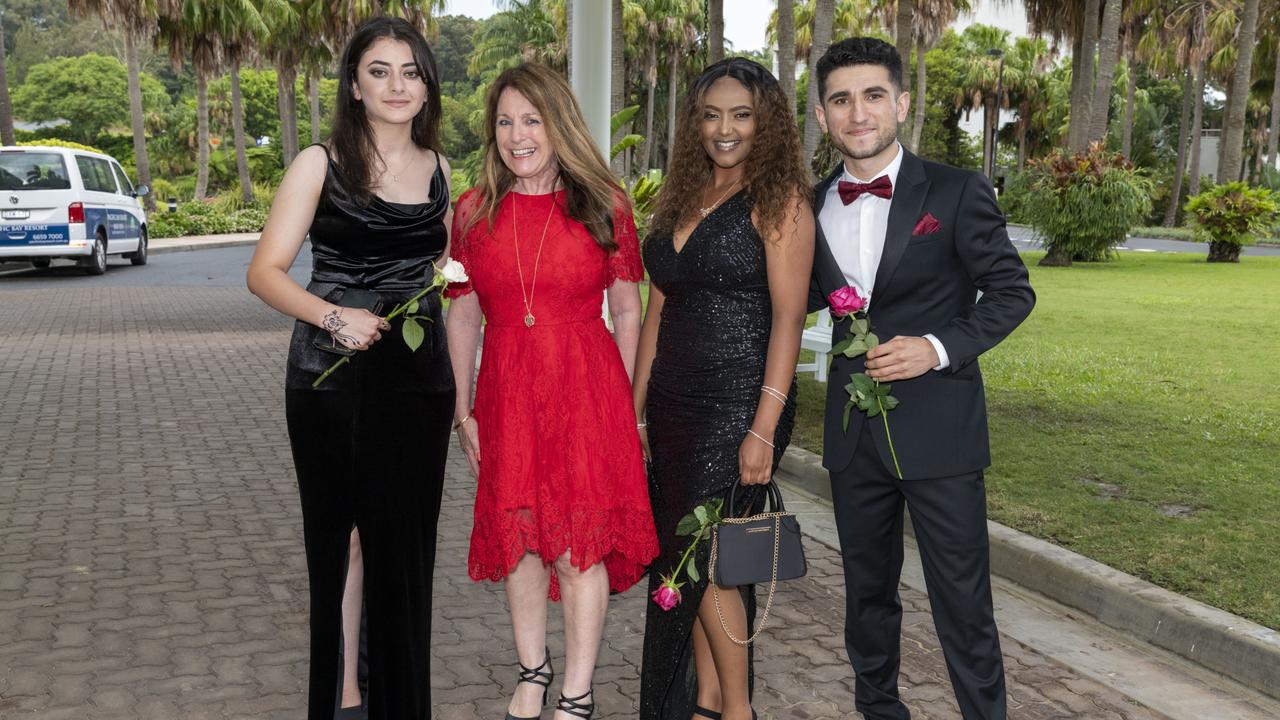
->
<box><xmin>924</xmin><ymin>333</ymin><xmax>949</xmax><ymax>370</ymax></box>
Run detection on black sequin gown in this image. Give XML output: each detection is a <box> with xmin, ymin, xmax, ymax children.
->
<box><xmin>639</xmin><ymin>191</ymin><xmax>797</xmax><ymax>719</ymax></box>
<box><xmin>284</xmin><ymin>147</ymin><xmax>454</xmax><ymax>720</ymax></box>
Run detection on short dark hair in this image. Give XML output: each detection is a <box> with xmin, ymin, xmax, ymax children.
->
<box><xmin>815</xmin><ymin>37</ymin><xmax>905</xmax><ymax>103</ymax></box>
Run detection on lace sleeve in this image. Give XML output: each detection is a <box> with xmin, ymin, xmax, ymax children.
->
<box><xmin>446</xmin><ymin>189</ymin><xmax>481</xmax><ymax>299</ymax></box>
<box><xmin>606</xmin><ymin>193</ymin><xmax>644</xmax><ymax>286</ymax></box>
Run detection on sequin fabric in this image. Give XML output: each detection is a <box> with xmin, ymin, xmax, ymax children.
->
<box><xmin>639</xmin><ymin>191</ymin><xmax>797</xmax><ymax>719</ymax></box>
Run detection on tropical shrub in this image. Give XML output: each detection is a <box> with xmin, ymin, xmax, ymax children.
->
<box><xmin>149</xmin><ymin>199</ymin><xmax>267</xmax><ymax>238</ymax></box>
<box><xmin>1183</xmin><ymin>182</ymin><xmax>1279</xmax><ymax>263</ymax></box>
<box><xmin>1020</xmin><ymin>143</ymin><xmax>1153</xmax><ymax>266</ymax></box>
<box><xmin>996</xmin><ymin>170</ymin><xmax>1035</xmax><ymax>224</ymax></box>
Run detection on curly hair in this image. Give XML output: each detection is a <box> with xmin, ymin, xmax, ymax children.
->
<box><xmin>649</xmin><ymin>58</ymin><xmax>810</xmax><ymax>242</ymax></box>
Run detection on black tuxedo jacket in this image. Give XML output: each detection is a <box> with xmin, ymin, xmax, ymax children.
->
<box><xmin>808</xmin><ymin>149</ymin><xmax>1035</xmax><ymax>477</ymax></box>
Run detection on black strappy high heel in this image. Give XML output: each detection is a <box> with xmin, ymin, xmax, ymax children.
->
<box><xmin>504</xmin><ymin>648</ymin><xmax>553</xmax><ymax>720</ymax></box>
<box><xmin>554</xmin><ymin>688</ymin><xmax>594</xmax><ymax>719</ymax></box>
<box><xmin>693</xmin><ymin>707</ymin><xmax>722</xmax><ymax>720</ymax></box>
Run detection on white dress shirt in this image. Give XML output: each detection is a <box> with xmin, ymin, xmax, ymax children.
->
<box><xmin>818</xmin><ymin>143</ymin><xmax>950</xmax><ymax>369</ymax></box>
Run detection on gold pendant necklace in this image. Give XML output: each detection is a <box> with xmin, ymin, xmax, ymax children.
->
<box><xmin>698</xmin><ymin>179</ymin><xmax>742</xmax><ymax>218</ymax></box>
<box><xmin>512</xmin><ymin>192</ymin><xmax>556</xmax><ymax>327</ymax></box>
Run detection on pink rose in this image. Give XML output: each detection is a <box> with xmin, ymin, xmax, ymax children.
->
<box><xmin>651</xmin><ymin>577</ymin><xmax>683</xmax><ymax>611</ymax></box>
<box><xmin>828</xmin><ymin>285</ymin><xmax>868</xmax><ymax>318</ymax></box>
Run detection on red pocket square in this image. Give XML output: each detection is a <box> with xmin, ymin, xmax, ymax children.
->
<box><xmin>913</xmin><ymin>212</ymin><xmax>941</xmax><ymax>236</ymax></box>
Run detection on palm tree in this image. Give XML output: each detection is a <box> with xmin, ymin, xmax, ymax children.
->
<box><xmin>777</xmin><ymin>0</ymin><xmax>797</xmax><ymax>111</ymax></box>
<box><xmin>708</xmin><ymin>0</ymin><xmax>725</xmax><ymax>63</ymax></box>
<box><xmin>802</xmin><ymin>0</ymin><xmax>836</xmax><ymax>166</ymax></box>
<box><xmin>157</xmin><ymin>0</ymin><xmax>223</xmax><ymax>200</ymax></box>
<box><xmin>1004</xmin><ymin>35</ymin><xmax>1052</xmax><ymax>169</ymax></box>
<box><xmin>1219</xmin><ymin>0</ymin><xmax>1262</xmax><ymax>182</ymax></box>
<box><xmin>203</xmin><ymin>1</ymin><xmax>270</xmax><ymax>203</ymax></box>
<box><xmin>468</xmin><ymin>0</ymin><xmax>565</xmax><ymax>79</ymax></box>
<box><xmin>1086</xmin><ymin>0</ymin><xmax>1123</xmax><ymax>144</ymax></box>
<box><xmin>1264</xmin><ymin>3</ymin><xmax>1280</xmax><ymax>171</ymax></box>
<box><xmin>612</xmin><ymin>0</ymin><xmax>626</xmax><ymax>174</ymax></box>
<box><xmin>908</xmin><ymin>0</ymin><xmax>968</xmax><ymax>152</ymax></box>
<box><xmin>1119</xmin><ymin>21</ymin><xmax>1138</xmax><ymax>159</ymax></box>
<box><xmin>69</xmin><ymin>0</ymin><xmax>159</xmax><ymax>210</ymax></box>
<box><xmin>0</xmin><ymin>12</ymin><xmax>16</xmax><ymax>146</ymax></box>
<box><xmin>955</xmin><ymin>24</ymin><xmax>1011</xmax><ymax>179</ymax></box>
<box><xmin>896</xmin><ymin>0</ymin><xmax>916</xmax><ymax>142</ymax></box>
<box><xmin>1068</xmin><ymin>0</ymin><xmax>1100</xmax><ymax>151</ymax></box>
<box><xmin>628</xmin><ymin>0</ymin><xmax>662</xmax><ymax>170</ymax></box>
<box><xmin>664</xmin><ymin>0</ymin><xmax>703</xmax><ymax>168</ymax></box>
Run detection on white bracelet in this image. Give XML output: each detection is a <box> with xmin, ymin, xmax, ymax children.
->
<box><xmin>760</xmin><ymin>385</ymin><xmax>788</xmax><ymax>405</ymax></box>
<box><xmin>746</xmin><ymin>428</ymin><xmax>775</xmax><ymax>449</ymax></box>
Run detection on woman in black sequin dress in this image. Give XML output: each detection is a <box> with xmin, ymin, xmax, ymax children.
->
<box><xmin>633</xmin><ymin>59</ymin><xmax>815</xmax><ymax>720</ymax></box>
<box><xmin>247</xmin><ymin>19</ymin><xmax>452</xmax><ymax>720</ymax></box>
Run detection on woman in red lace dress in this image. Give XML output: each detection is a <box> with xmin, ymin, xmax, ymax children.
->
<box><xmin>445</xmin><ymin>63</ymin><xmax>659</xmax><ymax>720</ymax></box>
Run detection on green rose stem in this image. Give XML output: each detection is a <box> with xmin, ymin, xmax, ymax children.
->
<box><xmin>310</xmin><ymin>276</ymin><xmax>446</xmax><ymax>389</ymax></box>
<box><xmin>876</xmin><ymin>392</ymin><xmax>903</xmax><ymax>479</ymax></box>
<box><xmin>671</xmin><ymin>524</ymin><xmax>708</xmax><ymax>582</ymax></box>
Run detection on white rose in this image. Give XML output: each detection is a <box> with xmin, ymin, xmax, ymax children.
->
<box><xmin>439</xmin><ymin>257</ymin><xmax>468</xmax><ymax>284</ymax></box>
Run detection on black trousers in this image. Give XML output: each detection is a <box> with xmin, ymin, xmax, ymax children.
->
<box><xmin>830</xmin><ymin>424</ymin><xmax>1007</xmax><ymax>720</ymax></box>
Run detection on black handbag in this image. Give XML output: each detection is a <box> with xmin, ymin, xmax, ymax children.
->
<box><xmin>708</xmin><ymin>481</ymin><xmax>807</xmax><ymax>645</ymax></box>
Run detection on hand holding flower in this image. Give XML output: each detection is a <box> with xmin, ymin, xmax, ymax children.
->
<box><xmin>864</xmin><ymin>336</ymin><xmax>939</xmax><ymax>383</ymax></box>
<box><xmin>312</xmin><ymin>258</ymin><xmax>468</xmax><ymax>388</ymax></box>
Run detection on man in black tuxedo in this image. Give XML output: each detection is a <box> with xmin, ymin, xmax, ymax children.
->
<box><xmin>807</xmin><ymin>38</ymin><xmax>1035</xmax><ymax>720</ymax></box>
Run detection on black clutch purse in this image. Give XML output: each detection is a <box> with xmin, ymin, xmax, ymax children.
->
<box><xmin>313</xmin><ymin>288</ymin><xmax>385</xmax><ymax>357</ymax></box>
<box><xmin>709</xmin><ymin>480</ymin><xmax>807</xmax><ymax>645</ymax></box>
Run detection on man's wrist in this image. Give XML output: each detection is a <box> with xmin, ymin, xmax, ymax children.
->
<box><xmin>923</xmin><ymin>333</ymin><xmax>950</xmax><ymax>371</ymax></box>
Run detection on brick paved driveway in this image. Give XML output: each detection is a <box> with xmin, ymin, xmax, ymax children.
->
<box><xmin>0</xmin><ymin>268</ymin><xmax>1161</xmax><ymax>719</ymax></box>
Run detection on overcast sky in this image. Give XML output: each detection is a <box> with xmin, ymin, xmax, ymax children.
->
<box><xmin>441</xmin><ymin>0</ymin><xmax>1030</xmax><ymax>52</ymax></box>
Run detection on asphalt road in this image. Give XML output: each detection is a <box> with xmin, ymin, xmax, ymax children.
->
<box><xmin>0</xmin><ymin>245</ymin><xmax>312</xmax><ymax>288</ymax></box>
<box><xmin>1006</xmin><ymin>224</ymin><xmax>1280</xmax><ymax>256</ymax></box>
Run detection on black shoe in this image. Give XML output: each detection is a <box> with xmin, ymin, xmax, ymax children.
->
<box><xmin>693</xmin><ymin>707</ymin><xmax>722</xmax><ymax>720</ymax></box>
<box><xmin>555</xmin><ymin>688</ymin><xmax>594</xmax><ymax>719</ymax></box>
<box><xmin>504</xmin><ymin>648</ymin><xmax>553</xmax><ymax>720</ymax></box>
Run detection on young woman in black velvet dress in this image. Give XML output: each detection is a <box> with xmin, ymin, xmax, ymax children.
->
<box><xmin>246</xmin><ymin>18</ymin><xmax>452</xmax><ymax>720</ymax></box>
<box><xmin>633</xmin><ymin>58</ymin><xmax>814</xmax><ymax>720</ymax></box>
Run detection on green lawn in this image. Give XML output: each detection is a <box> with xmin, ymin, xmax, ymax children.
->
<box><xmin>792</xmin><ymin>252</ymin><xmax>1280</xmax><ymax>629</ymax></box>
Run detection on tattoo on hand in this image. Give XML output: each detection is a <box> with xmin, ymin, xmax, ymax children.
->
<box><xmin>322</xmin><ymin>309</ymin><xmax>359</xmax><ymax>346</ymax></box>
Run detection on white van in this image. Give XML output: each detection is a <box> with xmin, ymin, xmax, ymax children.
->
<box><xmin>0</xmin><ymin>145</ymin><xmax>151</xmax><ymax>275</ymax></box>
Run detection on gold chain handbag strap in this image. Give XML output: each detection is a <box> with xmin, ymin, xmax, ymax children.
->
<box><xmin>708</xmin><ymin>514</ymin><xmax>782</xmax><ymax>647</ymax></box>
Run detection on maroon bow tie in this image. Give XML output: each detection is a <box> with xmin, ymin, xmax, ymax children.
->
<box><xmin>837</xmin><ymin>176</ymin><xmax>893</xmax><ymax>204</ymax></box>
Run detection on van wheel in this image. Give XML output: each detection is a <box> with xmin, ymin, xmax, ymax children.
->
<box><xmin>86</xmin><ymin>233</ymin><xmax>107</xmax><ymax>276</ymax></box>
<box><xmin>31</xmin><ymin>258</ymin><xmax>51</xmax><ymax>269</ymax></box>
<box><xmin>130</xmin><ymin>227</ymin><xmax>148</xmax><ymax>266</ymax></box>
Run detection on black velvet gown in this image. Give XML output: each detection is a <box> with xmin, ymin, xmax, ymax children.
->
<box><xmin>284</xmin><ymin>147</ymin><xmax>454</xmax><ymax>720</ymax></box>
<box><xmin>639</xmin><ymin>191</ymin><xmax>796</xmax><ymax>719</ymax></box>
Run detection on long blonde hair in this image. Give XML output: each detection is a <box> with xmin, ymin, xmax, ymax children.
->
<box><xmin>467</xmin><ymin>63</ymin><xmax>624</xmax><ymax>252</ymax></box>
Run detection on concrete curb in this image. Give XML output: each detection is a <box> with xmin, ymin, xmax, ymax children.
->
<box><xmin>774</xmin><ymin>445</ymin><xmax>1280</xmax><ymax>702</ymax></box>
<box><xmin>150</xmin><ymin>234</ymin><xmax>260</xmax><ymax>255</ymax></box>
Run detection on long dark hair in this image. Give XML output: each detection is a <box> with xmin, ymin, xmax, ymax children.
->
<box><xmin>329</xmin><ymin>17</ymin><xmax>442</xmax><ymax>203</ymax></box>
<box><xmin>649</xmin><ymin>57</ymin><xmax>809</xmax><ymax>242</ymax></box>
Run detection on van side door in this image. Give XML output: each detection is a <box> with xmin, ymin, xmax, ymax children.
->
<box><xmin>73</xmin><ymin>155</ymin><xmax>123</xmax><ymax>249</ymax></box>
<box><xmin>108</xmin><ymin>161</ymin><xmax>144</xmax><ymax>249</ymax></box>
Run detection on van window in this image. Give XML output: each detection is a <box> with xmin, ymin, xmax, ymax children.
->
<box><xmin>110</xmin><ymin>163</ymin><xmax>134</xmax><ymax>196</ymax></box>
<box><xmin>75</xmin><ymin>156</ymin><xmax>118</xmax><ymax>193</ymax></box>
<box><xmin>0</xmin><ymin>151</ymin><xmax>72</xmax><ymax>191</ymax></box>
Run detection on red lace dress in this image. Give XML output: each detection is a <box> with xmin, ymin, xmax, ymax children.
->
<box><xmin>447</xmin><ymin>188</ymin><xmax>659</xmax><ymax>599</ymax></box>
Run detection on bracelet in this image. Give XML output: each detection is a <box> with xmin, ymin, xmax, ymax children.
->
<box><xmin>760</xmin><ymin>385</ymin><xmax>788</xmax><ymax>405</ymax></box>
<box><xmin>746</xmin><ymin>428</ymin><xmax>775</xmax><ymax>449</ymax></box>
<box><xmin>452</xmin><ymin>412</ymin><xmax>473</xmax><ymax>430</ymax></box>
<box><xmin>637</xmin><ymin>421</ymin><xmax>648</xmax><ymax>429</ymax></box>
